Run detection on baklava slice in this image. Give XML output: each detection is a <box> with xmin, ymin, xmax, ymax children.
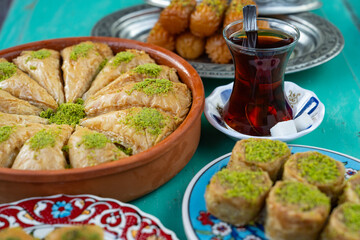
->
<box><xmin>283</xmin><ymin>151</ymin><xmax>345</xmax><ymax>203</ymax></box>
<box><xmin>265</xmin><ymin>181</ymin><xmax>330</xmax><ymax>240</ymax></box>
<box><xmin>0</xmin><ymin>58</ymin><xmax>57</xmax><ymax>110</ymax></box>
<box><xmin>0</xmin><ymin>89</ymin><xmax>42</xmax><ymax>115</ymax></box>
<box><xmin>80</xmin><ymin>107</ymin><xmax>178</xmax><ymax>154</ymax></box>
<box><xmin>84</xmin><ymin>78</ymin><xmax>191</xmax><ymax>120</ymax></box>
<box><xmin>228</xmin><ymin>138</ymin><xmax>291</xmax><ymax>181</ymax></box>
<box><xmin>13</xmin><ymin>48</ymin><xmax>65</xmax><ymax>104</ymax></box>
<box><xmin>205</xmin><ymin>168</ymin><xmax>272</xmax><ymax>226</ymax></box>
<box><xmin>0</xmin><ymin>112</ymin><xmax>48</xmax><ymax>125</ymax></box>
<box><xmin>82</xmin><ymin>49</ymin><xmax>155</xmax><ymax>100</ymax></box>
<box><xmin>0</xmin><ymin>123</ymin><xmax>45</xmax><ymax>167</ymax></box>
<box><xmin>339</xmin><ymin>172</ymin><xmax>360</xmax><ymax>204</ymax></box>
<box><xmin>320</xmin><ymin>202</ymin><xmax>360</xmax><ymax>240</ymax></box>
<box><xmin>12</xmin><ymin>124</ymin><xmax>73</xmax><ymax>170</ymax></box>
<box><xmin>68</xmin><ymin>126</ymin><xmax>128</xmax><ymax>168</ymax></box>
<box><xmin>61</xmin><ymin>41</ymin><xmax>113</xmax><ymax>102</ymax></box>
<box><xmin>0</xmin><ymin>227</ymin><xmax>34</xmax><ymax>240</ymax></box>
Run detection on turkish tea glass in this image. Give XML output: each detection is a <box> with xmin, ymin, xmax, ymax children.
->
<box><xmin>223</xmin><ymin>18</ymin><xmax>300</xmax><ymax>136</ymax></box>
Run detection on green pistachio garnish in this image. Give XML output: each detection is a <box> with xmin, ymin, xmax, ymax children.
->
<box><xmin>0</xmin><ymin>125</ymin><xmax>14</xmax><ymax>143</ymax></box>
<box><xmin>215</xmin><ymin>169</ymin><xmax>270</xmax><ymax>201</ymax></box>
<box><xmin>40</xmin><ymin>102</ymin><xmax>85</xmax><ymax>126</ymax></box>
<box><xmin>275</xmin><ymin>181</ymin><xmax>330</xmax><ymax>211</ymax></box>
<box><xmin>81</xmin><ymin>132</ymin><xmax>109</xmax><ymax>149</ymax></box>
<box><xmin>0</xmin><ymin>62</ymin><xmax>17</xmax><ymax>81</ymax></box>
<box><xmin>122</xmin><ymin>107</ymin><xmax>166</xmax><ymax>136</ymax></box>
<box><xmin>70</xmin><ymin>43</ymin><xmax>94</xmax><ymax>61</ymax></box>
<box><xmin>132</xmin><ymin>63</ymin><xmax>162</xmax><ymax>77</ymax></box>
<box><xmin>297</xmin><ymin>152</ymin><xmax>340</xmax><ymax>184</ymax></box>
<box><xmin>29</xmin><ymin>129</ymin><xmax>57</xmax><ymax>150</ymax></box>
<box><xmin>243</xmin><ymin>139</ymin><xmax>289</xmax><ymax>163</ymax></box>
<box><xmin>129</xmin><ymin>78</ymin><xmax>173</xmax><ymax>96</ymax></box>
<box><xmin>112</xmin><ymin>51</ymin><xmax>135</xmax><ymax>66</ymax></box>
<box><xmin>341</xmin><ymin>203</ymin><xmax>360</xmax><ymax>232</ymax></box>
<box><xmin>30</xmin><ymin>49</ymin><xmax>51</xmax><ymax>60</ymax></box>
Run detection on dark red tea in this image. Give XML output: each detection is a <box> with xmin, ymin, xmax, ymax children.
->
<box><xmin>223</xmin><ymin>29</ymin><xmax>295</xmax><ymax>136</ymax></box>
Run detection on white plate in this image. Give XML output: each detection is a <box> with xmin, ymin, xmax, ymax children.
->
<box><xmin>204</xmin><ymin>81</ymin><xmax>325</xmax><ymax>142</ymax></box>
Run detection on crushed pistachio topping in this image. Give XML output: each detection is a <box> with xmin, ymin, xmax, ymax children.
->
<box><xmin>170</xmin><ymin>0</ymin><xmax>195</xmax><ymax>7</ymax></box>
<box><xmin>0</xmin><ymin>61</ymin><xmax>17</xmax><ymax>81</ymax></box>
<box><xmin>132</xmin><ymin>63</ymin><xmax>162</xmax><ymax>77</ymax></box>
<box><xmin>29</xmin><ymin>129</ymin><xmax>57</xmax><ymax>150</ymax></box>
<box><xmin>60</xmin><ymin>229</ymin><xmax>102</xmax><ymax>240</ymax></box>
<box><xmin>122</xmin><ymin>108</ymin><xmax>166</xmax><ymax>136</ymax></box>
<box><xmin>114</xmin><ymin>143</ymin><xmax>132</xmax><ymax>156</ymax></box>
<box><xmin>30</xmin><ymin>65</ymin><xmax>37</xmax><ymax>70</ymax></box>
<box><xmin>0</xmin><ymin>125</ymin><xmax>14</xmax><ymax>143</ymax></box>
<box><xmin>341</xmin><ymin>203</ymin><xmax>360</xmax><ymax>232</ymax></box>
<box><xmin>201</xmin><ymin>0</ymin><xmax>227</xmax><ymax>16</ymax></box>
<box><xmin>112</xmin><ymin>51</ymin><xmax>135</xmax><ymax>66</ymax></box>
<box><xmin>62</xmin><ymin>145</ymin><xmax>69</xmax><ymax>153</ymax></box>
<box><xmin>70</xmin><ymin>43</ymin><xmax>94</xmax><ymax>61</ymax></box>
<box><xmin>129</xmin><ymin>78</ymin><xmax>173</xmax><ymax>96</ymax></box>
<box><xmin>81</xmin><ymin>132</ymin><xmax>109</xmax><ymax>149</ymax></box>
<box><xmin>297</xmin><ymin>152</ymin><xmax>340</xmax><ymax>184</ymax></box>
<box><xmin>98</xmin><ymin>58</ymin><xmax>108</xmax><ymax>71</ymax></box>
<box><xmin>30</xmin><ymin>49</ymin><xmax>51</xmax><ymax>60</ymax></box>
<box><xmin>40</xmin><ymin>101</ymin><xmax>85</xmax><ymax>126</ymax></box>
<box><xmin>274</xmin><ymin>181</ymin><xmax>330</xmax><ymax>211</ymax></box>
<box><xmin>243</xmin><ymin>139</ymin><xmax>289</xmax><ymax>163</ymax></box>
<box><xmin>215</xmin><ymin>169</ymin><xmax>269</xmax><ymax>201</ymax></box>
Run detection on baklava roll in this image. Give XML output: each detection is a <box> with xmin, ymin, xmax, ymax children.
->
<box><xmin>175</xmin><ymin>31</ymin><xmax>205</xmax><ymax>60</ymax></box>
<box><xmin>13</xmin><ymin>48</ymin><xmax>65</xmax><ymax>104</ymax></box>
<box><xmin>339</xmin><ymin>172</ymin><xmax>360</xmax><ymax>204</ymax></box>
<box><xmin>82</xmin><ymin>49</ymin><xmax>155</xmax><ymax>101</ymax></box>
<box><xmin>0</xmin><ymin>227</ymin><xmax>34</xmax><ymax>240</ymax></box>
<box><xmin>283</xmin><ymin>151</ymin><xmax>346</xmax><ymax>203</ymax></box>
<box><xmin>265</xmin><ymin>181</ymin><xmax>331</xmax><ymax>240</ymax></box>
<box><xmin>68</xmin><ymin>126</ymin><xmax>128</xmax><ymax>168</ymax></box>
<box><xmin>227</xmin><ymin>138</ymin><xmax>291</xmax><ymax>181</ymax></box>
<box><xmin>147</xmin><ymin>21</ymin><xmax>176</xmax><ymax>51</ymax></box>
<box><xmin>84</xmin><ymin>78</ymin><xmax>192</xmax><ymax>120</ymax></box>
<box><xmin>159</xmin><ymin>0</ymin><xmax>197</xmax><ymax>34</ymax></box>
<box><xmin>223</xmin><ymin>0</ymin><xmax>256</xmax><ymax>28</ymax></box>
<box><xmin>320</xmin><ymin>202</ymin><xmax>360</xmax><ymax>240</ymax></box>
<box><xmin>80</xmin><ymin>107</ymin><xmax>178</xmax><ymax>154</ymax></box>
<box><xmin>189</xmin><ymin>0</ymin><xmax>228</xmax><ymax>37</ymax></box>
<box><xmin>205</xmin><ymin>168</ymin><xmax>272</xmax><ymax>226</ymax></box>
<box><xmin>12</xmin><ymin>124</ymin><xmax>73</xmax><ymax>170</ymax></box>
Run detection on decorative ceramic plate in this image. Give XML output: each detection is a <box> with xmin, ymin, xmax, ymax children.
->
<box><xmin>0</xmin><ymin>194</ymin><xmax>178</xmax><ymax>240</ymax></box>
<box><xmin>91</xmin><ymin>4</ymin><xmax>344</xmax><ymax>78</ymax></box>
<box><xmin>182</xmin><ymin>145</ymin><xmax>360</xmax><ymax>240</ymax></box>
<box><xmin>204</xmin><ymin>81</ymin><xmax>325</xmax><ymax>142</ymax></box>
<box><xmin>145</xmin><ymin>0</ymin><xmax>323</xmax><ymax>15</ymax></box>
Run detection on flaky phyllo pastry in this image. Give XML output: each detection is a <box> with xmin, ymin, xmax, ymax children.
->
<box><xmin>0</xmin><ymin>41</ymin><xmax>192</xmax><ymax>170</ymax></box>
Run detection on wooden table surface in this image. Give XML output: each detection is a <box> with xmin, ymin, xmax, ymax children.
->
<box><xmin>0</xmin><ymin>0</ymin><xmax>359</xmax><ymax>239</ymax></box>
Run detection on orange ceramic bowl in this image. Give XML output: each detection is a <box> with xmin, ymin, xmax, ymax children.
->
<box><xmin>0</xmin><ymin>37</ymin><xmax>204</xmax><ymax>203</ymax></box>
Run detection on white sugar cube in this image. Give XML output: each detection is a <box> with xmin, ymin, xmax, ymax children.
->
<box><xmin>270</xmin><ymin>120</ymin><xmax>297</xmax><ymax>137</ymax></box>
<box><xmin>294</xmin><ymin>113</ymin><xmax>313</xmax><ymax>132</ymax></box>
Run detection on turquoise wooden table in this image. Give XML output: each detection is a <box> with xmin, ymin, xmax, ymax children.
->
<box><xmin>1</xmin><ymin>0</ymin><xmax>360</xmax><ymax>239</ymax></box>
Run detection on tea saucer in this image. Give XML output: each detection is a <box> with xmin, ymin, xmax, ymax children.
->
<box><xmin>204</xmin><ymin>81</ymin><xmax>325</xmax><ymax>142</ymax></box>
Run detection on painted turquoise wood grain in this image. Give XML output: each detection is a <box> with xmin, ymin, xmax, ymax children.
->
<box><xmin>0</xmin><ymin>0</ymin><xmax>360</xmax><ymax>239</ymax></box>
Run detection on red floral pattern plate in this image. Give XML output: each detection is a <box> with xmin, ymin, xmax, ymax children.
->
<box><xmin>0</xmin><ymin>194</ymin><xmax>178</xmax><ymax>239</ymax></box>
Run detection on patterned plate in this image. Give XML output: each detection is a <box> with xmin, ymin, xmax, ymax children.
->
<box><xmin>91</xmin><ymin>4</ymin><xmax>344</xmax><ymax>79</ymax></box>
<box><xmin>182</xmin><ymin>145</ymin><xmax>360</xmax><ymax>240</ymax></box>
<box><xmin>204</xmin><ymin>81</ymin><xmax>325</xmax><ymax>142</ymax></box>
<box><xmin>0</xmin><ymin>194</ymin><xmax>178</xmax><ymax>240</ymax></box>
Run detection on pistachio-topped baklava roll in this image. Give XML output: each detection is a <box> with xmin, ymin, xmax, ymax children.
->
<box><xmin>339</xmin><ymin>172</ymin><xmax>360</xmax><ymax>204</ymax></box>
<box><xmin>0</xmin><ymin>227</ymin><xmax>34</xmax><ymax>240</ymax></box>
<box><xmin>205</xmin><ymin>168</ymin><xmax>272</xmax><ymax>226</ymax></box>
<box><xmin>227</xmin><ymin>138</ymin><xmax>291</xmax><ymax>181</ymax></box>
<box><xmin>265</xmin><ymin>181</ymin><xmax>331</xmax><ymax>240</ymax></box>
<box><xmin>320</xmin><ymin>202</ymin><xmax>360</xmax><ymax>240</ymax></box>
<box><xmin>45</xmin><ymin>225</ymin><xmax>104</xmax><ymax>240</ymax></box>
<box><xmin>283</xmin><ymin>151</ymin><xmax>345</xmax><ymax>203</ymax></box>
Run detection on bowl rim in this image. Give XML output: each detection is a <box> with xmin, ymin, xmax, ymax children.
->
<box><xmin>0</xmin><ymin>36</ymin><xmax>205</xmax><ymax>182</ymax></box>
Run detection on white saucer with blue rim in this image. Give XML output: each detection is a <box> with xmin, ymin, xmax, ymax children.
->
<box><xmin>204</xmin><ymin>81</ymin><xmax>325</xmax><ymax>142</ymax></box>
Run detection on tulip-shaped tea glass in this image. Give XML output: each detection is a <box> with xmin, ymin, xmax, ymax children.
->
<box><xmin>223</xmin><ymin>18</ymin><xmax>300</xmax><ymax>136</ymax></box>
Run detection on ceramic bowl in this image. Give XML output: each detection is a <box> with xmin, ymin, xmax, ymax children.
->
<box><xmin>0</xmin><ymin>37</ymin><xmax>204</xmax><ymax>203</ymax></box>
<box><xmin>204</xmin><ymin>81</ymin><xmax>325</xmax><ymax>142</ymax></box>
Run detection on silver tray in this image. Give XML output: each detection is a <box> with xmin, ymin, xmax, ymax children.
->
<box><xmin>91</xmin><ymin>4</ymin><xmax>344</xmax><ymax>79</ymax></box>
<box><xmin>145</xmin><ymin>0</ymin><xmax>323</xmax><ymax>15</ymax></box>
